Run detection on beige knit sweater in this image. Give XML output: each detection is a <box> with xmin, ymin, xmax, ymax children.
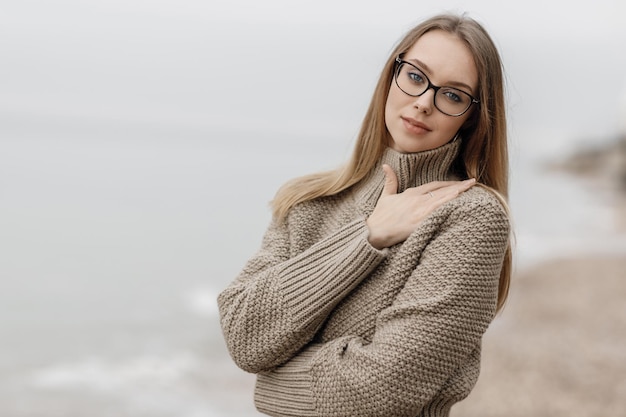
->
<box><xmin>218</xmin><ymin>140</ymin><xmax>510</xmax><ymax>417</ymax></box>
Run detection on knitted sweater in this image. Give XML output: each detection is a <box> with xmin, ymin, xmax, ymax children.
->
<box><xmin>218</xmin><ymin>140</ymin><xmax>510</xmax><ymax>417</ymax></box>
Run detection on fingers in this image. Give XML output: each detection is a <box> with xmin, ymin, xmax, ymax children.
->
<box><xmin>367</xmin><ymin>176</ymin><xmax>475</xmax><ymax>249</ymax></box>
<box><xmin>417</xmin><ymin>179</ymin><xmax>476</xmax><ymax>194</ymax></box>
<box><xmin>380</xmin><ymin>164</ymin><xmax>398</xmax><ymax>197</ymax></box>
<box><xmin>425</xmin><ymin>178</ymin><xmax>476</xmax><ymax>203</ymax></box>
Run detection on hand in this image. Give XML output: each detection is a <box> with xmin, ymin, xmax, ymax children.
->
<box><xmin>366</xmin><ymin>164</ymin><xmax>476</xmax><ymax>249</ymax></box>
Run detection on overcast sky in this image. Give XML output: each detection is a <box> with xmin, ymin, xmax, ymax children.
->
<box><xmin>2</xmin><ymin>0</ymin><xmax>625</xmax><ymax>146</ymax></box>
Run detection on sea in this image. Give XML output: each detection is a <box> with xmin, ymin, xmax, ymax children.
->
<box><xmin>2</xmin><ymin>4</ymin><xmax>626</xmax><ymax>416</ymax></box>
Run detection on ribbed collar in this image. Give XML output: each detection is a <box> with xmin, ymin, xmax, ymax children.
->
<box><xmin>352</xmin><ymin>139</ymin><xmax>461</xmax><ymax>214</ymax></box>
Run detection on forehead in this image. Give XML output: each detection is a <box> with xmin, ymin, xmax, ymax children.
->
<box><xmin>404</xmin><ymin>30</ymin><xmax>478</xmax><ymax>91</ymax></box>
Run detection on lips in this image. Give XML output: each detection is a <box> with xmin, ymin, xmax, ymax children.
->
<box><xmin>401</xmin><ymin>116</ymin><xmax>431</xmax><ymax>134</ymax></box>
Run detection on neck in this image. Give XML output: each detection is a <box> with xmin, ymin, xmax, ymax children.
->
<box><xmin>353</xmin><ymin>139</ymin><xmax>462</xmax><ymax>212</ymax></box>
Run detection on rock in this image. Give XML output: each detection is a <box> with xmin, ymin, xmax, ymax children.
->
<box><xmin>544</xmin><ymin>135</ymin><xmax>626</xmax><ymax>193</ymax></box>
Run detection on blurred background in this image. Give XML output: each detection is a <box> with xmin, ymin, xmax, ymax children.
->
<box><xmin>1</xmin><ymin>0</ymin><xmax>625</xmax><ymax>416</ymax></box>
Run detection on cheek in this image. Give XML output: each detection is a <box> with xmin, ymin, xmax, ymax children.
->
<box><xmin>449</xmin><ymin>118</ymin><xmax>465</xmax><ymax>132</ymax></box>
<box><xmin>388</xmin><ymin>82</ymin><xmax>406</xmax><ymax>104</ymax></box>
<box><xmin>444</xmin><ymin>113</ymin><xmax>470</xmax><ymax>134</ymax></box>
<box><xmin>385</xmin><ymin>88</ymin><xmax>404</xmax><ymax>119</ymax></box>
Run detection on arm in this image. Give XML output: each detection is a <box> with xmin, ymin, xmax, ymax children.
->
<box><xmin>218</xmin><ymin>215</ymin><xmax>388</xmax><ymax>373</ymax></box>
<box><xmin>254</xmin><ymin>197</ymin><xmax>510</xmax><ymax>417</ymax></box>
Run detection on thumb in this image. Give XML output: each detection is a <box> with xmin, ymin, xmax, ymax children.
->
<box><xmin>380</xmin><ymin>164</ymin><xmax>398</xmax><ymax>196</ymax></box>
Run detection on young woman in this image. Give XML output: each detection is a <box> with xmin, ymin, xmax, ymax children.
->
<box><xmin>218</xmin><ymin>13</ymin><xmax>512</xmax><ymax>417</ymax></box>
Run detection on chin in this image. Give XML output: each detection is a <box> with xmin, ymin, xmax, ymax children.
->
<box><xmin>390</xmin><ymin>130</ymin><xmax>456</xmax><ymax>153</ymax></box>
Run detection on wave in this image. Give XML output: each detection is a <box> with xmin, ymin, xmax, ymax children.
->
<box><xmin>515</xmin><ymin>232</ymin><xmax>626</xmax><ymax>270</ymax></box>
<box><xmin>25</xmin><ymin>352</ymin><xmax>255</xmax><ymax>417</ymax></box>
<box><xmin>31</xmin><ymin>352</ymin><xmax>200</xmax><ymax>391</ymax></box>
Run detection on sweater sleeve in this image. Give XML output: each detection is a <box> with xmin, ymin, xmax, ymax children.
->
<box><xmin>254</xmin><ymin>197</ymin><xmax>510</xmax><ymax>417</ymax></box>
<box><xmin>217</xmin><ymin>216</ymin><xmax>388</xmax><ymax>373</ymax></box>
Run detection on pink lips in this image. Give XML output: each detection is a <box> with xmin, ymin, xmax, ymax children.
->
<box><xmin>401</xmin><ymin>117</ymin><xmax>431</xmax><ymax>135</ymax></box>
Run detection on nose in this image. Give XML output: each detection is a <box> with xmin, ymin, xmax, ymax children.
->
<box><xmin>413</xmin><ymin>88</ymin><xmax>435</xmax><ymax>114</ymax></box>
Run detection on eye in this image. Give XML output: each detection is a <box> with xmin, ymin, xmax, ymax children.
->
<box><xmin>402</xmin><ymin>64</ymin><xmax>426</xmax><ymax>85</ymax></box>
<box><xmin>440</xmin><ymin>88</ymin><xmax>467</xmax><ymax>104</ymax></box>
<box><xmin>407</xmin><ymin>70</ymin><xmax>424</xmax><ymax>84</ymax></box>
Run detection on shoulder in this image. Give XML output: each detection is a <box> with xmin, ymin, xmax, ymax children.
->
<box><xmin>440</xmin><ymin>185</ymin><xmax>510</xmax><ymax>231</ymax></box>
<box><xmin>453</xmin><ymin>185</ymin><xmax>507</xmax><ymax>213</ymax></box>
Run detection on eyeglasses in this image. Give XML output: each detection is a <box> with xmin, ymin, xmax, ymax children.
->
<box><xmin>394</xmin><ymin>56</ymin><xmax>479</xmax><ymax>117</ymax></box>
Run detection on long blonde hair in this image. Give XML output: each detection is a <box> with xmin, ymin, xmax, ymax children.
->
<box><xmin>271</xmin><ymin>14</ymin><xmax>512</xmax><ymax>312</ymax></box>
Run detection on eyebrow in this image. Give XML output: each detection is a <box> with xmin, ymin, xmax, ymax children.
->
<box><xmin>407</xmin><ymin>57</ymin><xmax>475</xmax><ymax>94</ymax></box>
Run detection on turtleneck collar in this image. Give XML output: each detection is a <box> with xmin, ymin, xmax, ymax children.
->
<box><xmin>352</xmin><ymin>138</ymin><xmax>462</xmax><ymax>214</ymax></box>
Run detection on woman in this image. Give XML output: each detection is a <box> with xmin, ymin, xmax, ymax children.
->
<box><xmin>218</xmin><ymin>13</ymin><xmax>512</xmax><ymax>417</ymax></box>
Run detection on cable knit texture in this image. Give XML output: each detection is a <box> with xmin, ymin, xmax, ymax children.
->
<box><xmin>218</xmin><ymin>139</ymin><xmax>510</xmax><ymax>417</ymax></box>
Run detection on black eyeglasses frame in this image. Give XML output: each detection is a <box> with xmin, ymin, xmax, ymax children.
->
<box><xmin>394</xmin><ymin>55</ymin><xmax>480</xmax><ymax>117</ymax></box>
